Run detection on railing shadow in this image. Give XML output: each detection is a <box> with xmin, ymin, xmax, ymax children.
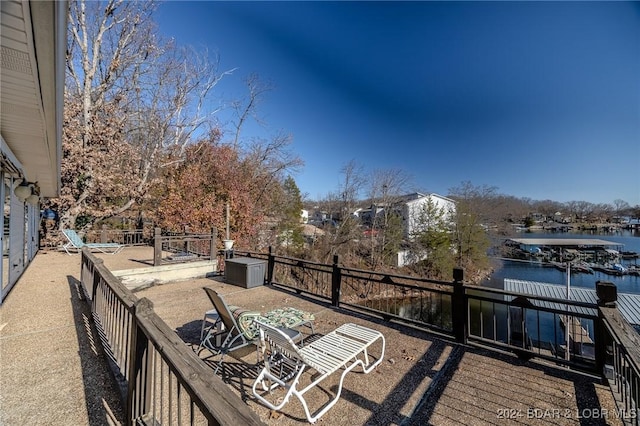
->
<box><xmin>66</xmin><ymin>275</ymin><xmax>125</xmax><ymax>426</ymax></box>
<box><xmin>194</xmin><ymin>283</ymin><xmax>618</xmax><ymax>425</ymax></box>
<box><xmin>361</xmin><ymin>339</ymin><xmax>457</xmax><ymax>425</ymax></box>
<box><xmin>402</xmin><ymin>344</ymin><xmax>612</xmax><ymax>426</ymax></box>
<box><xmin>193</xmin><ymin>286</ymin><xmax>461</xmax><ymax>424</ymax></box>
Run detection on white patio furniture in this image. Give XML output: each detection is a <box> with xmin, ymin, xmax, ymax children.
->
<box><xmin>252</xmin><ymin>321</ymin><xmax>385</xmax><ymax>423</ymax></box>
<box><xmin>197</xmin><ymin>287</ymin><xmax>313</xmax><ymax>374</ymax></box>
<box><xmin>61</xmin><ymin>229</ymin><xmax>124</xmax><ymax>255</ymax></box>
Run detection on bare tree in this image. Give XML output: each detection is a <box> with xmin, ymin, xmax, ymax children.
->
<box><xmin>66</xmin><ymin>0</ymin><xmax>157</xmax><ymax>148</ymax></box>
<box><xmin>311</xmin><ymin>160</ymin><xmax>366</xmax><ymax>262</ymax></box>
<box><xmin>613</xmin><ymin>199</ymin><xmax>631</xmax><ymax>218</ymax></box>
<box><xmin>365</xmin><ymin>168</ymin><xmax>411</xmax><ymax>268</ymax></box>
<box><xmin>61</xmin><ymin>0</ymin><xmax>231</xmax><ymax>229</ymax></box>
<box><xmin>566</xmin><ymin>201</ymin><xmax>596</xmax><ymax>222</ymax></box>
<box><xmin>531</xmin><ymin>199</ymin><xmax>562</xmax><ymax>222</ymax></box>
<box><xmin>230</xmin><ymin>73</ymin><xmax>273</xmax><ymax>149</ymax></box>
<box><xmin>243</xmin><ymin>131</ymin><xmax>304</xmax><ymax>206</ymax></box>
<box><xmin>448</xmin><ymin>182</ymin><xmax>491</xmax><ymax>278</ymax></box>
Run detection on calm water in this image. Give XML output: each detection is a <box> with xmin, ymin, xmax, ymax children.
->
<box><xmin>482</xmin><ymin>230</ymin><xmax>640</xmax><ymax>294</ymax></box>
<box><xmin>372</xmin><ymin>229</ymin><xmax>640</xmax><ymax>346</ymax></box>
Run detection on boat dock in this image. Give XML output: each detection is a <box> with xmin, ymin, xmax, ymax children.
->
<box><xmin>504</xmin><ymin>279</ymin><xmax>640</xmax><ymax>326</ymax></box>
<box><xmin>560</xmin><ymin>315</ymin><xmax>593</xmax><ymax>346</ymax></box>
<box><xmin>504</xmin><ymin>237</ymin><xmax>635</xmax><ymax>267</ymax></box>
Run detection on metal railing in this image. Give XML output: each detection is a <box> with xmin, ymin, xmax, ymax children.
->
<box><xmin>464</xmin><ymin>285</ymin><xmax>599</xmax><ymax>369</ymax></box>
<box><xmin>257</xmin><ymin>248</ymin><xmax>639</xmax><ymax>375</ymax></box>
<box><xmin>340</xmin><ymin>265</ymin><xmax>454</xmax><ymax>333</ymax></box>
<box><xmin>85</xmin><ymin>228</ymin><xmax>151</xmax><ymax>246</ymax></box>
<box><xmin>598</xmin><ymin>287</ymin><xmax>640</xmax><ymax>425</ymax></box>
<box><xmin>153</xmin><ymin>228</ymin><xmax>217</xmax><ymax>266</ymax></box>
<box><xmin>80</xmin><ymin>243</ymin><xmax>639</xmax><ymax>424</ymax></box>
<box><xmin>270</xmin><ymin>253</ymin><xmax>334</xmax><ymax>300</ymax></box>
<box><xmin>263</xmin><ymin>252</ymin><xmax>454</xmax><ymax>332</ymax></box>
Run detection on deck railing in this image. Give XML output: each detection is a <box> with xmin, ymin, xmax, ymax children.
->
<box><xmin>340</xmin><ymin>264</ymin><xmax>455</xmax><ymax>333</ymax></box>
<box><xmin>85</xmin><ymin>227</ymin><xmax>151</xmax><ymax>246</ymax></box>
<box><xmin>598</xmin><ymin>283</ymin><xmax>640</xmax><ymax>425</ymax></box>
<box><xmin>464</xmin><ymin>285</ymin><xmax>599</xmax><ymax>370</ymax></box>
<box><xmin>251</xmin><ymin>249</ymin><xmax>637</xmax><ymax>373</ymax></box>
<box><xmin>262</xmin><ymin>251</ymin><xmax>596</xmax><ymax>364</ymax></box>
<box><xmin>80</xmin><ymin>244</ymin><xmax>639</xmax><ymax>424</ymax></box>
<box><xmin>153</xmin><ymin>227</ymin><xmax>217</xmax><ymax>266</ymax></box>
<box><xmin>80</xmin><ymin>249</ymin><xmax>264</xmax><ymax>426</ymax></box>
<box><xmin>269</xmin><ymin>253</ymin><xmax>333</xmax><ymax>300</ymax></box>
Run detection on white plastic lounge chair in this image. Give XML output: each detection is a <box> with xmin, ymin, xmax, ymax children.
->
<box><xmin>61</xmin><ymin>229</ymin><xmax>124</xmax><ymax>255</ymax></box>
<box><xmin>197</xmin><ymin>287</ymin><xmax>313</xmax><ymax>374</ymax></box>
<box><xmin>252</xmin><ymin>321</ymin><xmax>385</xmax><ymax>423</ymax></box>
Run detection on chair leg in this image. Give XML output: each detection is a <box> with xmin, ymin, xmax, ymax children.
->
<box><xmin>200</xmin><ymin>318</ymin><xmax>208</xmax><ymax>341</ymax></box>
<box><xmin>297</xmin><ymin>359</ymin><xmax>365</xmax><ymax>423</ymax></box>
<box><xmin>252</xmin><ymin>365</ymin><xmax>304</xmax><ymax>409</ymax></box>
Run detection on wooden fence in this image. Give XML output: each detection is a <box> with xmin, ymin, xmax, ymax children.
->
<box><xmin>80</xmin><ymin>249</ymin><xmax>264</xmax><ymax>426</ymax></box>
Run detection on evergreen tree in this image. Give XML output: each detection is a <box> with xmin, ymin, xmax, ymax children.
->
<box><xmin>410</xmin><ymin>197</ymin><xmax>454</xmax><ymax>279</ymax></box>
<box><xmin>277</xmin><ymin>176</ymin><xmax>305</xmax><ymax>253</ymax></box>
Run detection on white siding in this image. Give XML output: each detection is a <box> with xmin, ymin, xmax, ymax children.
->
<box><xmin>402</xmin><ymin>193</ymin><xmax>455</xmax><ymax>239</ymax></box>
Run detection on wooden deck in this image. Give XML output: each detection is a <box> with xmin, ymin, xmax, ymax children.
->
<box><xmin>137</xmin><ymin>273</ymin><xmax>622</xmax><ymax>425</ymax></box>
<box><xmin>0</xmin><ymin>248</ymin><xmax>625</xmax><ymax>425</ymax></box>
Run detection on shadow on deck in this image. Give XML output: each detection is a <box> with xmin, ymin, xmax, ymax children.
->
<box><xmin>0</xmin><ymin>248</ymin><xmax>623</xmax><ymax>425</ymax></box>
<box><xmin>137</xmin><ymin>276</ymin><xmax>621</xmax><ymax>426</ymax></box>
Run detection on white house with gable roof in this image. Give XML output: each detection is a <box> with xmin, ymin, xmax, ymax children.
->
<box><xmin>397</xmin><ymin>192</ymin><xmax>456</xmax><ymax>240</ymax></box>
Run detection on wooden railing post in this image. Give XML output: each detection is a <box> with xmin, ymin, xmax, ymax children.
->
<box><xmin>596</xmin><ymin>280</ymin><xmax>617</xmax><ymax>377</ymax></box>
<box><xmin>210</xmin><ymin>227</ymin><xmax>217</xmax><ymax>262</ymax></box>
<box><xmin>267</xmin><ymin>246</ymin><xmax>275</xmax><ymax>285</ymax></box>
<box><xmin>184</xmin><ymin>225</ymin><xmax>190</xmax><ymax>254</ymax></box>
<box><xmin>91</xmin><ymin>257</ymin><xmax>104</xmax><ymax>306</ymax></box>
<box><xmin>452</xmin><ymin>267</ymin><xmax>467</xmax><ymax>344</ymax></box>
<box><xmin>153</xmin><ymin>228</ymin><xmax>162</xmax><ymax>266</ymax></box>
<box><xmin>331</xmin><ymin>255</ymin><xmax>341</xmax><ymax>307</ymax></box>
<box><xmin>126</xmin><ymin>298</ymin><xmax>153</xmax><ymax>426</ymax></box>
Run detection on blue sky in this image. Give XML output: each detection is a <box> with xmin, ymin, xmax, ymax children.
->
<box><xmin>156</xmin><ymin>1</ymin><xmax>640</xmax><ymax>205</ymax></box>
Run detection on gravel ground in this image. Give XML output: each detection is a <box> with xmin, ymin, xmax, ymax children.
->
<box><xmin>0</xmin><ymin>248</ymin><xmax>624</xmax><ymax>426</ymax></box>
<box><xmin>0</xmin><ymin>249</ymin><xmax>131</xmax><ymax>426</ymax></box>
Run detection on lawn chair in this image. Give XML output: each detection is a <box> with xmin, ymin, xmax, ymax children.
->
<box><xmin>252</xmin><ymin>320</ymin><xmax>385</xmax><ymax>423</ymax></box>
<box><xmin>197</xmin><ymin>287</ymin><xmax>313</xmax><ymax>374</ymax></box>
<box><xmin>61</xmin><ymin>229</ymin><xmax>124</xmax><ymax>255</ymax></box>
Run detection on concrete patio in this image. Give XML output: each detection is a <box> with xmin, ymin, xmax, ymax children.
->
<box><xmin>0</xmin><ymin>247</ymin><xmax>624</xmax><ymax>425</ymax></box>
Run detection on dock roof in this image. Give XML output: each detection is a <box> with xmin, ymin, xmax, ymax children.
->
<box><xmin>507</xmin><ymin>238</ymin><xmax>622</xmax><ymax>247</ymax></box>
<box><xmin>504</xmin><ymin>279</ymin><xmax>640</xmax><ymax>325</ymax></box>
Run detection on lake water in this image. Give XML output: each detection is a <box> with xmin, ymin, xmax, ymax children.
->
<box><xmin>370</xmin><ymin>229</ymin><xmax>640</xmax><ymax>348</ymax></box>
<box><xmin>482</xmin><ymin>229</ymin><xmax>640</xmax><ymax>294</ymax></box>
<box><xmin>477</xmin><ymin>229</ymin><xmax>640</xmax><ymax>346</ymax></box>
